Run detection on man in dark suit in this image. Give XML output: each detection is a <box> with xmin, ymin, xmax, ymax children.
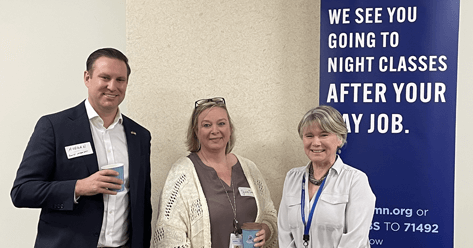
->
<box><xmin>11</xmin><ymin>48</ymin><xmax>152</xmax><ymax>248</ymax></box>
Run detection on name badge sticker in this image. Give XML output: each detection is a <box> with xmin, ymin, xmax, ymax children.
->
<box><xmin>65</xmin><ymin>142</ymin><xmax>93</xmax><ymax>159</ymax></box>
<box><xmin>229</xmin><ymin>233</ymin><xmax>243</xmax><ymax>248</ymax></box>
<box><xmin>238</xmin><ymin>187</ymin><xmax>254</xmax><ymax>197</ymax></box>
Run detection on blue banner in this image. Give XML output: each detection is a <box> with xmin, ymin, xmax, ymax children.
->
<box><xmin>319</xmin><ymin>1</ymin><xmax>459</xmax><ymax>247</ymax></box>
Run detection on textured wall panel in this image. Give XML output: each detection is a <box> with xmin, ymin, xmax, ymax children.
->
<box><xmin>126</xmin><ymin>0</ymin><xmax>321</xmax><ymax>232</ymax></box>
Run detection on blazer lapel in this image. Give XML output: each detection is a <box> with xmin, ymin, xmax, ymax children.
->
<box><xmin>123</xmin><ymin>116</ymin><xmax>141</xmax><ymax>194</ymax></box>
<box><xmin>69</xmin><ymin>101</ymin><xmax>99</xmax><ymax>175</ymax></box>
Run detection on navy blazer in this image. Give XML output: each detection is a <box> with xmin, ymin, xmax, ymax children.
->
<box><xmin>11</xmin><ymin>101</ymin><xmax>152</xmax><ymax>248</ymax></box>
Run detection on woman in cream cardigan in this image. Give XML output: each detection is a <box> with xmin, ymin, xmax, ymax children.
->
<box><xmin>154</xmin><ymin>97</ymin><xmax>277</xmax><ymax>248</ymax></box>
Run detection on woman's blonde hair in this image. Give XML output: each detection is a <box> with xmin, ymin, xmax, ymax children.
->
<box><xmin>297</xmin><ymin>105</ymin><xmax>348</xmax><ymax>148</ymax></box>
<box><xmin>186</xmin><ymin>100</ymin><xmax>235</xmax><ymax>154</ymax></box>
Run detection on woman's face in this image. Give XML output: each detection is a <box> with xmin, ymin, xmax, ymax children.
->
<box><xmin>196</xmin><ymin>107</ymin><xmax>232</xmax><ymax>153</ymax></box>
<box><xmin>302</xmin><ymin>123</ymin><xmax>342</xmax><ymax>167</ymax></box>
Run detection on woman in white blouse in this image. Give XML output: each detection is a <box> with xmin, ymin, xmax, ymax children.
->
<box><xmin>278</xmin><ymin>105</ymin><xmax>375</xmax><ymax>248</ymax></box>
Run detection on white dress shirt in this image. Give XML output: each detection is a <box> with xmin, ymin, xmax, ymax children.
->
<box><xmin>278</xmin><ymin>156</ymin><xmax>376</xmax><ymax>248</ymax></box>
<box><xmin>85</xmin><ymin>99</ymin><xmax>130</xmax><ymax>247</ymax></box>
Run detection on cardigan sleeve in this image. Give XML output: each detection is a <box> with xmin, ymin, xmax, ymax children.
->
<box><xmin>154</xmin><ymin>161</ymin><xmax>193</xmax><ymax>248</ymax></box>
<box><xmin>257</xmin><ymin>176</ymin><xmax>278</xmax><ymax>248</ymax></box>
<box><xmin>241</xmin><ymin>156</ymin><xmax>279</xmax><ymax>247</ymax></box>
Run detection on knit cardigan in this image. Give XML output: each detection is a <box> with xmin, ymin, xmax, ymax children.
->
<box><xmin>153</xmin><ymin>154</ymin><xmax>278</xmax><ymax>248</ymax></box>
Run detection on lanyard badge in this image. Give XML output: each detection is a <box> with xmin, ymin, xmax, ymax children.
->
<box><xmin>229</xmin><ymin>233</ymin><xmax>243</xmax><ymax>248</ymax></box>
<box><xmin>301</xmin><ymin>174</ymin><xmax>326</xmax><ymax>247</ymax></box>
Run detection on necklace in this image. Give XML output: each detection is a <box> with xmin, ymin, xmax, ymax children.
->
<box><xmin>308</xmin><ymin>164</ymin><xmax>329</xmax><ymax>186</ymax></box>
<box><xmin>218</xmin><ymin>173</ymin><xmax>239</xmax><ymax>234</ymax></box>
<box><xmin>199</xmin><ymin>152</ymin><xmax>239</xmax><ymax>233</ymax></box>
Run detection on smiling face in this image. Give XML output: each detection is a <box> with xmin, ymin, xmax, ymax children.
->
<box><xmin>84</xmin><ymin>56</ymin><xmax>128</xmax><ymax>117</ymax></box>
<box><xmin>196</xmin><ymin>107</ymin><xmax>232</xmax><ymax>154</ymax></box>
<box><xmin>302</xmin><ymin>123</ymin><xmax>342</xmax><ymax>168</ymax></box>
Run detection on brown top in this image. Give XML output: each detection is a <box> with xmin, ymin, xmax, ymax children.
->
<box><xmin>189</xmin><ymin>152</ymin><xmax>257</xmax><ymax>248</ymax></box>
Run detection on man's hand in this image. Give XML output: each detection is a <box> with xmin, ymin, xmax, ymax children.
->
<box><xmin>75</xmin><ymin>170</ymin><xmax>123</xmax><ymax>197</ymax></box>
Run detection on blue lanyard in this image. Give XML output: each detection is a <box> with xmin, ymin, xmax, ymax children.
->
<box><xmin>301</xmin><ymin>174</ymin><xmax>326</xmax><ymax>246</ymax></box>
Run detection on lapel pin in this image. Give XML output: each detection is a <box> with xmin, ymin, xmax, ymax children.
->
<box><xmin>131</xmin><ymin>131</ymin><xmax>137</xmax><ymax>135</ymax></box>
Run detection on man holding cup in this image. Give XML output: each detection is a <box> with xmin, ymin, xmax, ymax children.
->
<box><xmin>11</xmin><ymin>48</ymin><xmax>152</xmax><ymax>248</ymax></box>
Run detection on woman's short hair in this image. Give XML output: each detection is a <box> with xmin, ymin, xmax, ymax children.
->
<box><xmin>186</xmin><ymin>99</ymin><xmax>236</xmax><ymax>154</ymax></box>
<box><xmin>297</xmin><ymin>105</ymin><xmax>348</xmax><ymax>148</ymax></box>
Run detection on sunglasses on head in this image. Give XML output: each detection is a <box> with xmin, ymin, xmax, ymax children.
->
<box><xmin>194</xmin><ymin>97</ymin><xmax>226</xmax><ymax>108</ymax></box>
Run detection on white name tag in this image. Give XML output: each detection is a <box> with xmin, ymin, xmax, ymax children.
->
<box><xmin>65</xmin><ymin>142</ymin><xmax>93</xmax><ymax>159</ymax></box>
<box><xmin>229</xmin><ymin>233</ymin><xmax>243</xmax><ymax>248</ymax></box>
<box><xmin>238</xmin><ymin>187</ymin><xmax>254</xmax><ymax>197</ymax></box>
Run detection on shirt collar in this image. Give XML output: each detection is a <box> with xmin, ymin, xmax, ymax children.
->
<box><xmin>305</xmin><ymin>155</ymin><xmax>343</xmax><ymax>176</ymax></box>
<box><xmin>330</xmin><ymin>155</ymin><xmax>343</xmax><ymax>175</ymax></box>
<box><xmin>85</xmin><ymin>99</ymin><xmax>123</xmax><ymax>128</ymax></box>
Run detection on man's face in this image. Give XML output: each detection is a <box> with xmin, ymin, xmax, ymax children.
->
<box><xmin>84</xmin><ymin>56</ymin><xmax>128</xmax><ymax>116</ymax></box>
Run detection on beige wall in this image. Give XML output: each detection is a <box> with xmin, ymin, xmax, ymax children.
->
<box><xmin>454</xmin><ymin>0</ymin><xmax>473</xmax><ymax>246</ymax></box>
<box><xmin>0</xmin><ymin>1</ymin><xmax>126</xmax><ymax>247</ymax></box>
<box><xmin>126</xmin><ymin>0</ymin><xmax>321</xmax><ymax>228</ymax></box>
<box><xmin>2</xmin><ymin>0</ymin><xmax>472</xmax><ymax>247</ymax></box>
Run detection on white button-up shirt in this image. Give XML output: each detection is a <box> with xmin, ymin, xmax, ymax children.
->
<box><xmin>85</xmin><ymin>99</ymin><xmax>129</xmax><ymax>247</ymax></box>
<box><xmin>278</xmin><ymin>156</ymin><xmax>376</xmax><ymax>248</ymax></box>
